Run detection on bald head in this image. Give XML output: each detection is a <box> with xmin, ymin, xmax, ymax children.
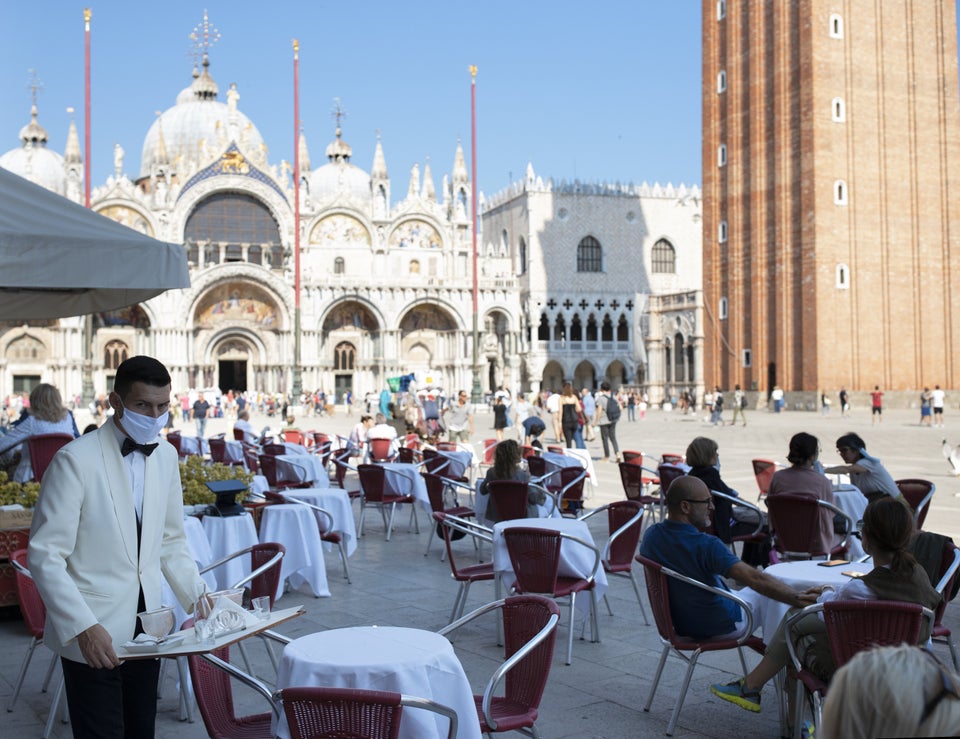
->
<box><xmin>665</xmin><ymin>476</ymin><xmax>710</xmax><ymax>513</ymax></box>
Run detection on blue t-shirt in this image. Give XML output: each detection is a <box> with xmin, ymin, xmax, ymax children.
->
<box><xmin>639</xmin><ymin>520</ymin><xmax>741</xmax><ymax>638</ymax></box>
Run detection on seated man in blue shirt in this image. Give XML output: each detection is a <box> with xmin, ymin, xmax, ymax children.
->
<box><xmin>639</xmin><ymin>476</ymin><xmax>816</xmax><ymax>707</ymax></box>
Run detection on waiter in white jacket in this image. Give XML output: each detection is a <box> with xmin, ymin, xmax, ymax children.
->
<box><xmin>29</xmin><ymin>356</ymin><xmax>208</xmax><ymax>738</ymax></box>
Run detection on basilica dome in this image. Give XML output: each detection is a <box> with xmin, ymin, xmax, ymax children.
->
<box><xmin>308</xmin><ymin>127</ymin><xmax>371</xmax><ymax>202</ymax></box>
<box><xmin>0</xmin><ymin>105</ymin><xmax>66</xmax><ymax>196</ymax></box>
<box><xmin>139</xmin><ymin>56</ymin><xmax>265</xmax><ymax>179</ymax></box>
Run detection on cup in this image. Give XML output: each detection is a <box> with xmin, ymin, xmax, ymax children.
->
<box><xmin>251</xmin><ymin>596</ymin><xmax>271</xmax><ymax>621</ymax></box>
<box><xmin>193</xmin><ymin>617</ymin><xmax>215</xmax><ymax>646</ymax></box>
<box><xmin>136</xmin><ymin>606</ymin><xmax>175</xmax><ymax>641</ymax></box>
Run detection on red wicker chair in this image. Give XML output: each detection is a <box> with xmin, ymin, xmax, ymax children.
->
<box><xmin>422</xmin><ymin>472</ymin><xmax>475</xmax><ymax>558</ymax></box>
<box><xmin>896</xmin><ymin>478</ymin><xmax>936</xmax><ymax>529</ymax></box>
<box><xmin>26</xmin><ymin>433</ymin><xmax>73</xmax><ymax>483</ymax></box>
<box><xmin>357</xmin><ymin>464</ymin><xmax>419</xmax><ymax>541</ymax></box>
<box><xmin>765</xmin><ymin>492</ymin><xmax>853</xmax><ymax>560</ymax></box>
<box><xmin>439</xmin><ymin>595</ymin><xmax>560</xmax><ymax>737</ymax></box>
<box><xmin>752</xmin><ymin>458</ymin><xmax>777</xmax><ymax>497</ymax></box>
<box><xmin>437</xmin><ymin>514</ymin><xmax>495</xmax><ymax>623</ymax></box>
<box><xmin>486</xmin><ymin>480</ymin><xmax>533</xmax><ymax>523</ymax></box>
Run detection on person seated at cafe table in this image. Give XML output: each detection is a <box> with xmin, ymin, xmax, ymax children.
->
<box><xmin>347</xmin><ymin>414</ymin><xmax>374</xmax><ymax>457</ymax></box>
<box><xmin>233</xmin><ymin>409</ymin><xmax>258</xmax><ymax>444</ymax></box>
<box><xmin>710</xmin><ymin>497</ymin><xmax>941</xmax><ymax>713</ymax></box>
<box><xmin>478</xmin><ymin>439</ymin><xmax>545</xmax><ymax>523</ymax></box>
<box><xmin>367</xmin><ymin>413</ymin><xmax>398</xmax><ymax>442</ymax></box>
<box><xmin>822</xmin><ymin>432</ymin><xmax>904</xmax><ymax>504</ymax></box>
<box><xmin>639</xmin><ymin>476</ymin><xmax>818</xmax><ymax>641</ymax></box>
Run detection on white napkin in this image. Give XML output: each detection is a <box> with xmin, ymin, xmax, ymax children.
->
<box><xmin>122</xmin><ymin>633</ymin><xmax>164</xmax><ymax>647</ymax></box>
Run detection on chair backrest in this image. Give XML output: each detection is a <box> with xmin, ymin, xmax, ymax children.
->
<box><xmin>503</xmin><ymin>527</ymin><xmax>563</xmax><ymax>595</ymax></box>
<box><xmin>404</xmin><ymin>433</ymin><xmax>420</xmax><ymax>450</ymax></box>
<box><xmin>258</xmin><ymin>454</ymin><xmax>281</xmax><ymax>488</ymax></box>
<box><xmin>822</xmin><ymin>600</ymin><xmax>926</xmax><ymax>667</ymax></box>
<box><xmin>357</xmin><ymin>464</ymin><xmax>387</xmax><ymax>503</ymax></box>
<box><xmin>604</xmin><ymin>501</ymin><xmax>645</xmax><ymax>568</ymax></box>
<box><xmin>281</xmin><ymin>686</ymin><xmax>404</xmax><ymax>739</ymax></box>
<box><xmin>752</xmin><ymin>458</ymin><xmax>777</xmax><ymax>496</ymax></box>
<box><xmin>765</xmin><ymin>492</ymin><xmax>826</xmax><ymax>558</ymax></box>
<box><xmin>557</xmin><ymin>467</ymin><xmax>587</xmax><ymax>513</ymax></box>
<box><xmin>334</xmin><ymin>448</ymin><xmax>352</xmax><ymax>488</ymax></box>
<box><xmin>249</xmin><ymin>542</ymin><xmax>286</xmax><ymax>608</ymax></box>
<box><xmin>282</xmin><ymin>429</ymin><xmax>304</xmax><ymax>445</ymax></box>
<box><xmin>520</xmin><ymin>445</ymin><xmax>539</xmax><ymax>460</ymax></box>
<box><xmin>499</xmin><ymin>595</ymin><xmax>561</xmax><ymax>718</ymax></box>
<box><xmin>369</xmin><ymin>438</ymin><xmax>394</xmax><ymax>462</ymax></box>
<box><xmin>546</xmin><ymin>445</ymin><xmax>565</xmax><ymax>455</ymax></box>
<box><xmin>621</xmin><ymin>450</ymin><xmax>644</xmax><ymax>466</ymax></box>
<box><xmin>422</xmin><ymin>473</ymin><xmax>446</xmax><ymax>514</ymax></box>
<box><xmin>660</xmin><ymin>453</ymin><xmax>684</xmax><ymax>466</ymax></box>
<box><xmin>917</xmin><ymin>535</ymin><xmax>960</xmax><ymax>628</ymax></box>
<box><xmin>481</xmin><ymin>439</ymin><xmax>499</xmax><ymax>466</ymax></box>
<box><xmin>896</xmin><ymin>479</ymin><xmax>935</xmax><ymax>529</ymax></box>
<box><xmin>636</xmin><ymin>554</ymin><xmax>678</xmax><ymax>643</ymax></box>
<box><xmin>313</xmin><ymin>434</ymin><xmax>332</xmax><ymax>469</ymax></box>
<box><xmin>166</xmin><ymin>431</ymin><xmax>183</xmax><ymax>455</ymax></box>
<box><xmin>526</xmin><ymin>455</ymin><xmax>547</xmax><ymax>480</ymax></box>
<box><xmin>185</xmin><ymin>629</ymin><xmax>244</xmax><ymax>738</ymax></box>
<box><xmin>27</xmin><ymin>433</ymin><xmax>73</xmax><ymax>483</ymax></box>
<box><xmin>436</xmin><ymin>441</ymin><xmax>458</xmax><ymax>452</ymax></box>
<box><xmin>233</xmin><ymin>428</ymin><xmax>247</xmax><ymax>442</ymax></box>
<box><xmin>11</xmin><ymin>549</ymin><xmax>45</xmax><ymax>639</ymax></box>
<box><xmin>656</xmin><ymin>463</ymin><xmax>686</xmax><ymax>494</ymax></box>
<box><xmin>263</xmin><ymin>442</ymin><xmax>287</xmax><ymax>456</ymax></box>
<box><xmin>244</xmin><ymin>449</ymin><xmax>260</xmax><ymax>474</ymax></box>
<box><xmin>208</xmin><ymin>437</ymin><xmax>228</xmax><ymax>464</ymax></box>
<box><xmin>487</xmin><ymin>480</ymin><xmax>532</xmax><ymax>522</ymax></box>
<box><xmin>618</xmin><ymin>462</ymin><xmax>644</xmax><ymax>501</ymax></box>
<box><xmin>396</xmin><ymin>447</ymin><xmax>417</xmax><ymax>464</ymax></box>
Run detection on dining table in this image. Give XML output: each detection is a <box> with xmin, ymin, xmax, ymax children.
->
<box><xmin>275</xmin><ymin>453</ymin><xmax>330</xmax><ymax>486</ymax></box>
<box><xmin>378</xmin><ymin>462</ymin><xmax>431</xmax><ymax>513</ymax></box>
<box><xmin>491</xmin><ymin>517</ymin><xmax>607</xmax><ymax>620</ymax></box>
<box><xmin>178</xmin><ymin>435</ymin><xmax>209</xmax><ymax>457</ymax></box>
<box><xmin>273</xmin><ymin>625</ymin><xmax>480</xmax><ymax>739</ymax></box>
<box><xmin>201</xmin><ymin>512</ymin><xmax>259</xmax><ymax>590</ymax></box>
<box><xmin>737</xmin><ymin>559</ymin><xmax>873</xmax><ymax>642</ymax></box>
<box><xmin>832</xmin><ymin>483</ymin><xmax>869</xmax><ymax>560</ymax></box>
<box><xmin>283</xmin><ymin>487</ymin><xmax>358</xmax><ymax>556</ymax></box>
<box><xmin>258</xmin><ymin>504</ymin><xmax>330</xmax><ymax>599</ymax></box>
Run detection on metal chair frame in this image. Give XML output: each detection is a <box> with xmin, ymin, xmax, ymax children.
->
<box><xmin>764</xmin><ymin>493</ymin><xmax>854</xmax><ymax>560</ymax></box>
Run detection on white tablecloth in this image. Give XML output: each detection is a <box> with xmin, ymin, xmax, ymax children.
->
<box><xmin>275</xmin><ymin>626</ymin><xmax>480</xmax><ymax>739</ymax></box>
<box><xmin>201</xmin><ymin>513</ymin><xmax>259</xmax><ymax>590</ymax></box>
<box><xmin>492</xmin><ymin>517</ymin><xmax>607</xmax><ymax>618</ymax></box>
<box><xmin>473</xmin><ymin>479</ymin><xmax>561</xmax><ymax>524</ymax></box>
<box><xmin>221</xmin><ymin>439</ymin><xmax>246</xmax><ymax>464</ymax></box>
<box><xmin>259</xmin><ymin>504</ymin><xmax>330</xmax><ymax>599</ymax></box>
<box><xmin>179</xmin><ymin>435</ymin><xmax>209</xmax><ymax>457</ymax></box>
<box><xmin>541</xmin><ymin>449</ymin><xmax>598</xmax><ymax>489</ymax></box>
<box><xmin>379</xmin><ymin>463</ymin><xmax>431</xmax><ymax>513</ymax></box>
<box><xmin>276</xmin><ymin>454</ymin><xmax>330</xmax><ymax>486</ymax></box>
<box><xmin>833</xmin><ymin>485</ymin><xmax>868</xmax><ymax>560</ymax></box>
<box><xmin>284</xmin><ymin>488</ymin><xmax>358</xmax><ymax>556</ymax></box>
<box><xmin>437</xmin><ymin>449</ymin><xmax>474</xmax><ymax>479</ymax></box>
<box><xmin>162</xmin><ymin>515</ymin><xmax>218</xmax><ymax>628</ymax></box>
<box><xmin>738</xmin><ymin>560</ymin><xmax>873</xmax><ymax>641</ymax></box>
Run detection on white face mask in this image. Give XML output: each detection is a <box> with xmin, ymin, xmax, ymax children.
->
<box><xmin>120</xmin><ymin>404</ymin><xmax>168</xmax><ymax>444</ymax></box>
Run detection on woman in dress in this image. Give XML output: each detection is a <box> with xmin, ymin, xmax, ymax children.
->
<box><xmin>492</xmin><ymin>396</ymin><xmax>509</xmax><ymax>441</ymax></box>
<box><xmin>559</xmin><ymin>382</ymin><xmax>582</xmax><ymax>449</ymax></box>
<box><xmin>0</xmin><ymin>383</ymin><xmax>78</xmax><ymax>482</ymax></box>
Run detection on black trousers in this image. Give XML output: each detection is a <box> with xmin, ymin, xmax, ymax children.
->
<box><xmin>61</xmin><ymin>656</ymin><xmax>161</xmax><ymax>739</ymax></box>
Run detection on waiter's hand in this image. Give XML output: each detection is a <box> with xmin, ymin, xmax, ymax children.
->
<box><xmin>78</xmin><ymin>624</ymin><xmax>120</xmax><ymax>669</ymax></box>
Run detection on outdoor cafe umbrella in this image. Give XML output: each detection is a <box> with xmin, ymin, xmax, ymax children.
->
<box><xmin>0</xmin><ymin>166</ymin><xmax>189</xmax><ymax>320</ymax></box>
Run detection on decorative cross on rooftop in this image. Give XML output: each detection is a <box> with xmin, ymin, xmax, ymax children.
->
<box><xmin>26</xmin><ymin>69</ymin><xmax>43</xmax><ymax>107</ymax></box>
<box><xmin>594</xmin><ymin>299</ymin><xmax>605</xmax><ymax>310</ymax></box>
<box><xmin>332</xmin><ymin>97</ymin><xmax>347</xmax><ymax>129</ymax></box>
<box><xmin>546</xmin><ymin>299</ymin><xmax>557</xmax><ymax>309</ymax></box>
<box><xmin>625</xmin><ymin>300</ymin><xmax>634</xmax><ymax>310</ymax></box>
<box><xmin>579</xmin><ymin>299</ymin><xmax>589</xmax><ymax>310</ymax></box>
<box><xmin>610</xmin><ymin>300</ymin><xmax>620</xmax><ymax>310</ymax></box>
<box><xmin>562</xmin><ymin>299</ymin><xmax>573</xmax><ymax>310</ymax></box>
<box><xmin>189</xmin><ymin>10</ymin><xmax>221</xmax><ymax>62</ymax></box>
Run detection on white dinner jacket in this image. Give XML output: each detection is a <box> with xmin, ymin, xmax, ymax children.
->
<box><xmin>28</xmin><ymin>422</ymin><xmax>205</xmax><ymax>662</ymax></box>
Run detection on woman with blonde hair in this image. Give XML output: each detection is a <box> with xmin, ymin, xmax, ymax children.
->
<box><xmin>0</xmin><ymin>383</ymin><xmax>78</xmax><ymax>481</ymax></box>
<box><xmin>821</xmin><ymin>645</ymin><xmax>960</xmax><ymax>738</ymax></box>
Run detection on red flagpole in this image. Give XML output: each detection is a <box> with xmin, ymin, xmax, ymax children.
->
<box><xmin>84</xmin><ymin>8</ymin><xmax>91</xmax><ymax>208</ymax></box>
<box><xmin>291</xmin><ymin>39</ymin><xmax>302</xmax><ymax>397</ymax></box>
<box><xmin>469</xmin><ymin>65</ymin><xmax>480</xmax><ymax>403</ymax></box>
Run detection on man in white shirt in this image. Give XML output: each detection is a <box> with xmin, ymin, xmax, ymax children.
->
<box><xmin>367</xmin><ymin>413</ymin><xmax>398</xmax><ymax>441</ymax></box>
<box><xmin>233</xmin><ymin>409</ymin><xmax>258</xmax><ymax>444</ymax></box>
<box><xmin>932</xmin><ymin>385</ymin><xmax>946</xmax><ymax>428</ymax></box>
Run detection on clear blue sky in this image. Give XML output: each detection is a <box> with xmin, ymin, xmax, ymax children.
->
<box><xmin>0</xmin><ymin>1</ymin><xmax>704</xmax><ymax>199</ymax></box>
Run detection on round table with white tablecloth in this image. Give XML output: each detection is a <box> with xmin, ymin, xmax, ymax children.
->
<box><xmin>201</xmin><ymin>512</ymin><xmax>259</xmax><ymax>590</ymax></box>
<box><xmin>737</xmin><ymin>560</ymin><xmax>873</xmax><ymax>642</ymax></box>
<box><xmin>283</xmin><ymin>488</ymin><xmax>358</xmax><ymax>556</ymax></box>
<box><xmin>275</xmin><ymin>454</ymin><xmax>329</xmax><ymax>486</ymax></box>
<box><xmin>273</xmin><ymin>626</ymin><xmax>480</xmax><ymax>739</ymax></box>
<box><xmin>377</xmin><ymin>462</ymin><xmax>430</xmax><ymax>513</ymax></box>
<box><xmin>258</xmin><ymin>504</ymin><xmax>330</xmax><ymax>599</ymax></box>
<box><xmin>542</xmin><ymin>449</ymin><xmax>599</xmax><ymax>489</ymax></box>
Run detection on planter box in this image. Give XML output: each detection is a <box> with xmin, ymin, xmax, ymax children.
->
<box><xmin>0</xmin><ymin>527</ymin><xmax>30</xmax><ymax>609</ymax></box>
<box><xmin>0</xmin><ymin>508</ymin><xmax>33</xmax><ymax>530</ymax></box>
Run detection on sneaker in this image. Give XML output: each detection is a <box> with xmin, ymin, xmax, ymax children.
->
<box><xmin>800</xmin><ymin>720</ymin><xmax>815</xmax><ymax>739</ymax></box>
<box><xmin>710</xmin><ymin>678</ymin><xmax>761</xmax><ymax>712</ymax></box>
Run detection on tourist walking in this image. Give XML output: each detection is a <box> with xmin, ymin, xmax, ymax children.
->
<box><xmin>594</xmin><ymin>381</ymin><xmax>622</xmax><ymax>463</ymax></box>
<box><xmin>871</xmin><ymin>385</ymin><xmax>884</xmax><ymax>425</ymax></box>
<box><xmin>730</xmin><ymin>384</ymin><xmax>747</xmax><ymax>426</ymax></box>
<box><xmin>932</xmin><ymin>385</ymin><xmax>946</xmax><ymax>427</ymax></box>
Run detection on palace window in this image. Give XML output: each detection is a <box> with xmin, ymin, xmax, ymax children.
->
<box><xmin>334</xmin><ymin>257</ymin><xmax>345</xmax><ymax>274</ymax></box>
<box><xmin>103</xmin><ymin>340</ymin><xmax>129</xmax><ymax>370</ymax></box>
<box><xmin>651</xmin><ymin>238</ymin><xmax>676</xmax><ymax>274</ymax></box>
<box><xmin>334</xmin><ymin>342</ymin><xmax>356</xmax><ymax>371</ymax></box>
<box><xmin>576</xmin><ymin>236</ymin><xmax>603</xmax><ymax>272</ymax></box>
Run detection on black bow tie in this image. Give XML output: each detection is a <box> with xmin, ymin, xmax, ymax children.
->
<box><xmin>122</xmin><ymin>437</ymin><xmax>159</xmax><ymax>457</ymax></box>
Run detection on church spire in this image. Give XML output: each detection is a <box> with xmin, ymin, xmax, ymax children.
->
<box><xmin>452</xmin><ymin>138</ymin><xmax>468</xmax><ymax>184</ymax></box>
<box><xmin>64</xmin><ymin>107</ymin><xmax>82</xmax><ymax>164</ymax></box>
<box><xmin>421</xmin><ymin>157</ymin><xmax>436</xmax><ymax>201</ymax></box>
<box><xmin>371</xmin><ymin>130</ymin><xmax>388</xmax><ymax>179</ymax></box>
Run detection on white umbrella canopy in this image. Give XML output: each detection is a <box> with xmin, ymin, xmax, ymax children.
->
<box><xmin>0</xmin><ymin>167</ymin><xmax>189</xmax><ymax>319</ymax></box>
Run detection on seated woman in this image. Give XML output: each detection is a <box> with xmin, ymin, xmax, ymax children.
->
<box><xmin>768</xmin><ymin>432</ymin><xmax>838</xmax><ymax>555</ymax></box>
<box><xmin>0</xmin><ymin>383</ymin><xmax>79</xmax><ymax>482</ymax></box>
<box><xmin>686</xmin><ymin>437</ymin><xmax>763</xmax><ymax>550</ymax></box>
<box><xmin>710</xmin><ymin>497</ymin><xmax>942</xmax><ymax>713</ymax></box>
<box><xmin>478</xmin><ymin>439</ymin><xmax>543</xmax><ymax>523</ymax></box>
<box><xmin>823</xmin><ymin>432</ymin><xmax>903</xmax><ymax>504</ymax></box>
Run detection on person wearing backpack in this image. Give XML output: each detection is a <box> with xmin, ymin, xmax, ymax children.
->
<box><xmin>730</xmin><ymin>384</ymin><xmax>747</xmax><ymax>427</ymax></box>
<box><xmin>593</xmin><ymin>381</ymin><xmax>622</xmax><ymax>463</ymax></box>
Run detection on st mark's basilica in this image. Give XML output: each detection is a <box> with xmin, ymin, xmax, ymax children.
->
<box><xmin>0</xmin><ymin>26</ymin><xmax>703</xmax><ymax>405</ymax></box>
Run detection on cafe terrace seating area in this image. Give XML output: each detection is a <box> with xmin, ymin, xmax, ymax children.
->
<box><xmin>2</xmin><ymin>407</ymin><xmax>959</xmax><ymax>738</ymax></box>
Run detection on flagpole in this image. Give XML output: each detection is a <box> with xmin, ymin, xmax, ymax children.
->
<box><xmin>291</xmin><ymin>39</ymin><xmax>303</xmax><ymax>402</ymax></box>
<box><xmin>469</xmin><ymin>65</ymin><xmax>482</xmax><ymax>405</ymax></box>
<box><xmin>81</xmin><ymin>7</ymin><xmax>94</xmax><ymax>406</ymax></box>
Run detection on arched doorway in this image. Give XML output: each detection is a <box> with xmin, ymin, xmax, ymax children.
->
<box><xmin>541</xmin><ymin>360</ymin><xmax>564</xmax><ymax>392</ymax></box>
<box><xmin>398</xmin><ymin>303</ymin><xmax>458</xmax><ymax>379</ymax></box>
<box><xmin>605</xmin><ymin>360</ymin><xmax>627</xmax><ymax>391</ymax></box>
<box><xmin>573</xmin><ymin>360</ymin><xmax>596</xmax><ymax>390</ymax></box>
<box><xmin>214</xmin><ymin>337</ymin><xmax>257</xmax><ymax>393</ymax></box>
